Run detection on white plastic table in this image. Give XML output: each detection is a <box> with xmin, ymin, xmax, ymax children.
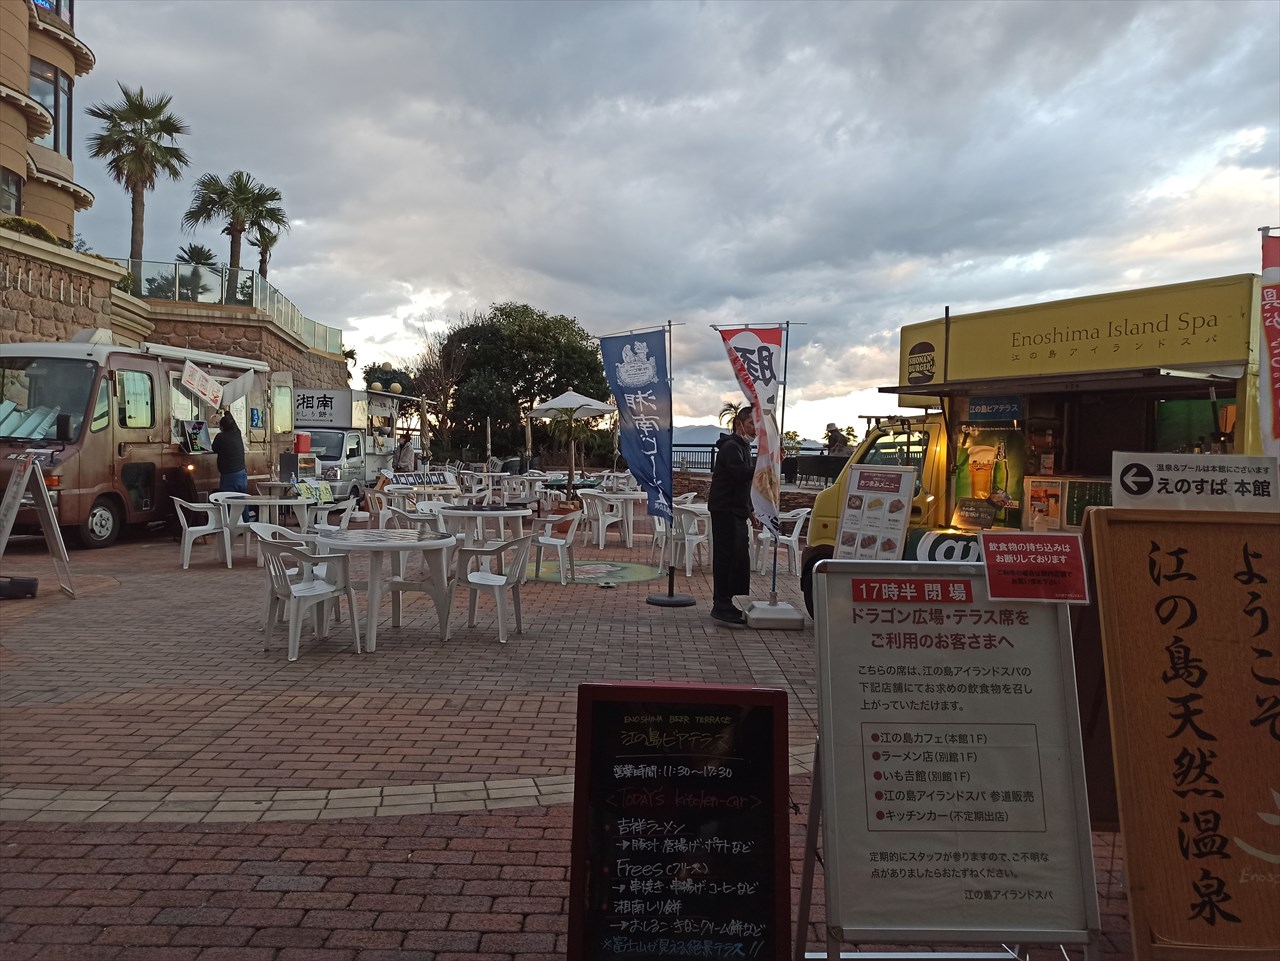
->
<box><xmin>439</xmin><ymin>505</ymin><xmax>532</xmax><ymax>548</ymax></box>
<box><xmin>601</xmin><ymin>490</ymin><xmax>649</xmax><ymax>547</ymax></box>
<box><xmin>315</xmin><ymin>527</ymin><xmax>458</xmax><ymax>650</ymax></box>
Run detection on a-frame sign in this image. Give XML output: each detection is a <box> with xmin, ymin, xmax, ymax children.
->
<box><xmin>0</xmin><ymin>455</ymin><xmax>74</xmax><ymax>598</ymax></box>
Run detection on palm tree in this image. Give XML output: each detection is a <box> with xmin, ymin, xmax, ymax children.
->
<box><xmin>181</xmin><ymin>170</ymin><xmax>289</xmax><ymax>271</ymax></box>
<box><xmin>85</xmin><ymin>83</ymin><xmax>190</xmax><ymax>267</ymax></box>
<box><xmin>718</xmin><ymin>401</ymin><xmax>742</xmax><ymax>426</ymax></box>
<box><xmin>247</xmin><ymin>226</ymin><xmax>279</xmax><ymax>279</ymax></box>
<box><xmin>176</xmin><ymin>243</ymin><xmax>217</xmax><ymax>266</ymax></box>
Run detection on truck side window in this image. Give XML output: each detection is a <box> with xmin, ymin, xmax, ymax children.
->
<box><xmin>863</xmin><ymin>432</ymin><xmax>926</xmax><ymax>471</ymax></box>
<box><xmin>346</xmin><ymin>434</ymin><xmax>361</xmax><ymax>458</ymax></box>
<box><xmin>90</xmin><ymin>380</ymin><xmax>110</xmax><ymax>432</ymax></box>
<box><xmin>116</xmin><ymin>370</ymin><xmax>154</xmax><ymax>429</ymax></box>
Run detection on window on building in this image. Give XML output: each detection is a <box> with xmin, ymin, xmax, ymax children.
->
<box><xmin>32</xmin><ymin>0</ymin><xmax>74</xmax><ymax>27</ymax></box>
<box><xmin>30</xmin><ymin>58</ymin><xmax>73</xmax><ymax>158</ymax></box>
<box><xmin>1</xmin><ymin>168</ymin><xmax>21</xmax><ymax>216</ymax></box>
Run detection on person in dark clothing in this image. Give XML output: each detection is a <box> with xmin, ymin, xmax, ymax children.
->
<box><xmin>708</xmin><ymin>407</ymin><xmax>757</xmax><ymax>626</ymax></box>
<box><xmin>212</xmin><ymin>411</ymin><xmax>248</xmax><ymax>495</ymax></box>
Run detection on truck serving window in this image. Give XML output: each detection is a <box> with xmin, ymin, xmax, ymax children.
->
<box><xmin>0</xmin><ymin>357</ymin><xmax>98</xmax><ymax>441</ymax></box>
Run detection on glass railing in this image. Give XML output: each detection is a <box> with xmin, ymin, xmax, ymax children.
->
<box><xmin>114</xmin><ymin>259</ymin><xmax>345</xmax><ymax>354</ymax></box>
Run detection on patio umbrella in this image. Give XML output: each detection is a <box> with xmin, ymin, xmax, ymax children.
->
<box><xmin>527</xmin><ymin>390</ymin><xmax>615</xmax><ymax>494</ymax></box>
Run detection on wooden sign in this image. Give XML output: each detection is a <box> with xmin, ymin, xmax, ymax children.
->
<box><xmin>1090</xmin><ymin>509</ymin><xmax>1280</xmax><ymax>960</ymax></box>
<box><xmin>568</xmin><ymin>683</ymin><xmax>790</xmax><ymax>961</ymax></box>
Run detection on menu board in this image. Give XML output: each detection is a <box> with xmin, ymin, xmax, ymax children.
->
<box><xmin>833</xmin><ymin>465</ymin><xmax>914</xmax><ymax>561</ymax></box>
<box><xmin>568</xmin><ymin>683</ymin><xmax>790</xmax><ymax>961</ymax></box>
<box><xmin>1090</xmin><ymin>510</ymin><xmax>1280</xmax><ymax>959</ymax></box>
<box><xmin>1063</xmin><ymin>478</ymin><xmax>1111</xmax><ymax>529</ymax></box>
<box><xmin>813</xmin><ymin>561</ymin><xmax>1099</xmax><ymax>944</ymax></box>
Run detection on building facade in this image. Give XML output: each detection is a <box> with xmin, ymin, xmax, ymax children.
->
<box><xmin>0</xmin><ymin>0</ymin><xmax>95</xmax><ymax>241</ymax></box>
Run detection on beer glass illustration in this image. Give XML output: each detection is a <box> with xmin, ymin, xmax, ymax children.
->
<box><xmin>967</xmin><ymin>445</ymin><xmax>996</xmax><ymax>499</ymax></box>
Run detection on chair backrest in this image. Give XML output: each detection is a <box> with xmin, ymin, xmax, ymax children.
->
<box><xmin>384</xmin><ymin>505</ymin><xmax>438</xmax><ymax>534</ymax></box>
<box><xmin>779</xmin><ymin>508</ymin><xmax>810</xmax><ymax>537</ymax></box>
<box><xmin>363</xmin><ymin>489</ymin><xmax>390</xmax><ymax>522</ymax></box>
<box><xmin>248</xmin><ymin>521</ymin><xmax>308</xmax><ymax>546</ymax></box>
<box><xmin>171</xmin><ymin>496</ymin><xmax>217</xmax><ymax>530</ymax></box>
<box><xmin>673</xmin><ymin>492</ymin><xmax>700</xmax><ymax>505</ymax></box>
<box><xmin>674</xmin><ymin>507</ymin><xmax>707</xmax><ymax>537</ymax></box>
<box><xmin>540</xmin><ymin>510</ymin><xmax>581</xmax><ymax>543</ymax></box>
<box><xmin>209</xmin><ymin>491</ymin><xmax>250</xmax><ymax>525</ymax></box>
<box><xmin>497</xmin><ymin>535</ymin><xmax>534</xmax><ymax>586</ymax></box>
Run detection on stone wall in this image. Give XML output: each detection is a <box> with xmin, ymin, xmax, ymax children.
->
<box><xmin>1</xmin><ymin>229</ymin><xmax>347</xmax><ymax>388</ymax></box>
<box><xmin>1</xmin><ymin>230</ymin><xmax>128</xmax><ymax>343</ymax></box>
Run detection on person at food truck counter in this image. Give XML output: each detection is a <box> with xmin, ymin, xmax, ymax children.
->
<box><xmin>708</xmin><ymin>408</ymin><xmax>757</xmax><ymax>626</ymax></box>
<box><xmin>212</xmin><ymin>411</ymin><xmax>248</xmax><ymax>495</ymax></box>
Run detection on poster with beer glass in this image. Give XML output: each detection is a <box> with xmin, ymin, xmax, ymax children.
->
<box><xmin>953</xmin><ymin>422</ymin><xmax>1027</xmax><ymax>528</ymax></box>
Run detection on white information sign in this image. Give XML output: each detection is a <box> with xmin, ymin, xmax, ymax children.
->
<box><xmin>1111</xmin><ymin>451</ymin><xmax>1279</xmax><ymax>511</ymax></box>
<box><xmin>813</xmin><ymin>560</ymin><xmax>1097</xmax><ymax>944</ymax></box>
<box><xmin>833</xmin><ymin>465</ymin><xmax>915</xmax><ymax>561</ymax></box>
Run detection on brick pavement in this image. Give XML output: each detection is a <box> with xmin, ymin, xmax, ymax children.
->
<box><xmin>0</xmin><ymin>524</ymin><xmax>1134</xmax><ymax>959</ymax></box>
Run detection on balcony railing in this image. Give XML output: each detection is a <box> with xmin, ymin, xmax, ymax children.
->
<box><xmin>114</xmin><ymin>259</ymin><xmax>344</xmax><ymax>354</ymax></box>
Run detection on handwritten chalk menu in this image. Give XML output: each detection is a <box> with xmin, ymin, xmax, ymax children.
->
<box><xmin>568</xmin><ymin>683</ymin><xmax>790</xmax><ymax>961</ymax></box>
<box><xmin>812</xmin><ymin>561</ymin><xmax>1099</xmax><ymax>945</ymax></box>
<box><xmin>1090</xmin><ymin>509</ymin><xmax>1280</xmax><ymax>960</ymax></box>
<box><xmin>833</xmin><ymin>465</ymin><xmax>914</xmax><ymax>561</ymax></box>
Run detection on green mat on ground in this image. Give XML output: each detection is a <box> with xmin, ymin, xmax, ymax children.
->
<box><xmin>524</xmin><ymin>560</ymin><xmax>664</xmax><ymax>584</ymax></box>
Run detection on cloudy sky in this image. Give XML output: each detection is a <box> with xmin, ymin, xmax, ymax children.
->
<box><xmin>72</xmin><ymin>0</ymin><xmax>1279</xmax><ymax>440</ymax></box>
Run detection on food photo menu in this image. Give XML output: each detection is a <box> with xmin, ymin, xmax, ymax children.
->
<box><xmin>833</xmin><ymin>466</ymin><xmax>915</xmax><ymax>561</ymax></box>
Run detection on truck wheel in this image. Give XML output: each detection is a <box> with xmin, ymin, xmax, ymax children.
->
<box><xmin>800</xmin><ymin>545</ymin><xmax>834</xmax><ymax>618</ymax></box>
<box><xmin>78</xmin><ymin>496</ymin><xmax>122</xmax><ymax>548</ymax></box>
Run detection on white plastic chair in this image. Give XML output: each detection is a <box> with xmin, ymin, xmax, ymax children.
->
<box><xmin>259</xmin><ymin>540</ymin><xmax>361</xmax><ymax>662</ymax></box>
<box><xmin>531</xmin><ymin>510</ymin><xmax>582</xmax><ymax>584</ymax></box>
<box><xmin>312</xmin><ymin>498</ymin><xmax>360</xmax><ymax>534</ymax></box>
<box><xmin>361</xmin><ymin>489</ymin><xmax>391</xmax><ymax>528</ymax></box>
<box><xmin>673</xmin><ymin>506</ymin><xmax>710</xmax><ymax>576</ymax></box>
<box><xmin>756</xmin><ymin>507</ymin><xmax>810</xmax><ymax>574</ymax></box>
<box><xmin>579</xmin><ymin>490</ymin><xmax>624</xmax><ymax>548</ymax></box>
<box><xmin>172</xmin><ymin>497</ymin><xmax>232</xmax><ymax>569</ymax></box>
<box><xmin>456</xmin><ymin>534</ymin><xmax>534</xmax><ymax>643</ymax></box>
<box><xmin>248</xmin><ymin>522</ymin><xmax>325</xmax><ymax>629</ymax></box>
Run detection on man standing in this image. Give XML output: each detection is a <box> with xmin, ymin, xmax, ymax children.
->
<box><xmin>708</xmin><ymin>407</ymin><xmax>757</xmax><ymax>626</ymax></box>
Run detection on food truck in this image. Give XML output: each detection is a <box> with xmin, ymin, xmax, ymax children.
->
<box><xmin>800</xmin><ymin>273</ymin><xmax>1267</xmax><ymax>614</ymax></box>
<box><xmin>292</xmin><ymin>388</ymin><xmax>402</xmax><ymax>502</ymax></box>
<box><xmin>0</xmin><ymin>336</ymin><xmax>294</xmax><ymax>548</ymax></box>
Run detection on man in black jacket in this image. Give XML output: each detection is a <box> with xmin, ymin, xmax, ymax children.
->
<box><xmin>707</xmin><ymin>407</ymin><xmax>757</xmax><ymax>625</ymax></box>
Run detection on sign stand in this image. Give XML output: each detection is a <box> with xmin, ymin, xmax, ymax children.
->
<box><xmin>800</xmin><ymin>560</ymin><xmax>1098</xmax><ymax>959</ymax></box>
<box><xmin>0</xmin><ymin>455</ymin><xmax>74</xmax><ymax>598</ymax></box>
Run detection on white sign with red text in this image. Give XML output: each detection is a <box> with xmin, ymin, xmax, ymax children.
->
<box><xmin>813</xmin><ymin>560</ymin><xmax>1098</xmax><ymax>944</ymax></box>
<box><xmin>181</xmin><ymin>360</ymin><xmax>223</xmax><ymax>409</ymax></box>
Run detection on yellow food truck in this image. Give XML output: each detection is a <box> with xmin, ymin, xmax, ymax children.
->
<box><xmin>800</xmin><ymin>273</ymin><xmax>1266</xmax><ymax>614</ymax></box>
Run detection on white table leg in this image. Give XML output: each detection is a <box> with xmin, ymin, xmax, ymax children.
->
<box><xmin>365</xmin><ymin>551</ymin><xmax>385</xmax><ymax>652</ymax></box>
<box><xmin>424</xmin><ymin>549</ymin><xmax>452</xmax><ymax>640</ymax></box>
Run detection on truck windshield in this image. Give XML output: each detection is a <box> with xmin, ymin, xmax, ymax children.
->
<box><xmin>0</xmin><ymin>356</ymin><xmax>99</xmax><ymax>442</ymax></box>
<box><xmin>862</xmin><ymin>430</ymin><xmax>929</xmax><ymax>471</ymax></box>
<box><xmin>308</xmin><ymin>429</ymin><xmax>346</xmax><ymax>459</ymax></box>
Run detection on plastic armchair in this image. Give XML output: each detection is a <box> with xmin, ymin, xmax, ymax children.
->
<box><xmin>455</xmin><ymin>534</ymin><xmax>534</xmax><ymax>643</ymax></box>
<box><xmin>756</xmin><ymin>507</ymin><xmax>810</xmax><ymax>574</ymax></box>
<box><xmin>248</xmin><ymin>522</ymin><xmax>325</xmax><ymax>630</ymax></box>
<box><xmin>259</xmin><ymin>540</ymin><xmax>361</xmax><ymax>662</ymax></box>
<box><xmin>361</xmin><ymin>489</ymin><xmax>391</xmax><ymax>528</ymax></box>
<box><xmin>172</xmin><ymin>496</ymin><xmax>232</xmax><ymax>569</ymax></box>
<box><xmin>531</xmin><ymin>510</ymin><xmax>582</xmax><ymax>584</ymax></box>
<box><xmin>673</xmin><ymin>506</ymin><xmax>710</xmax><ymax>576</ymax></box>
<box><xmin>578</xmin><ymin>490</ymin><xmax>624</xmax><ymax>548</ymax></box>
<box><xmin>311</xmin><ymin>498</ymin><xmax>359</xmax><ymax>534</ymax></box>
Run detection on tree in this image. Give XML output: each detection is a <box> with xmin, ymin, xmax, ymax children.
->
<box><xmin>247</xmin><ymin>226</ymin><xmax>279</xmax><ymax>279</ymax></box>
<box><xmin>86</xmin><ymin>83</ymin><xmax>190</xmax><ymax>268</ymax></box>
<box><xmin>444</xmin><ymin>303</ymin><xmax>608</xmax><ymax>456</ymax></box>
<box><xmin>175</xmin><ymin>243</ymin><xmax>216</xmax><ymax>302</ymax></box>
<box><xmin>406</xmin><ymin>314</ymin><xmax>470</xmax><ymax>448</ymax></box>
<box><xmin>181</xmin><ymin>170</ymin><xmax>289</xmax><ymax>271</ymax></box>
<box><xmin>342</xmin><ymin>347</ymin><xmax>357</xmax><ymax>384</ymax></box>
<box><xmin>176</xmin><ymin>243</ymin><xmax>217</xmax><ymax>266</ymax></box>
<box><xmin>719</xmin><ymin>401</ymin><xmax>743</xmax><ymax>426</ymax></box>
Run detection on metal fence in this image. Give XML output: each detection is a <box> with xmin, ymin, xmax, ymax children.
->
<box><xmin>115</xmin><ymin>259</ymin><xmax>344</xmax><ymax>354</ymax></box>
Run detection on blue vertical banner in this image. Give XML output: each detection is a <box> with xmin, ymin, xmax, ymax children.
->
<box><xmin>600</xmin><ymin>330</ymin><xmax>673</xmax><ymax>521</ymax></box>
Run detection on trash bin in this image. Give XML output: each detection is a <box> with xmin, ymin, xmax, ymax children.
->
<box><xmin>501</xmin><ymin>457</ymin><xmax>523</xmax><ymax>475</ymax></box>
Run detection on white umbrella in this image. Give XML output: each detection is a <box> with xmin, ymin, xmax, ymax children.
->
<box><xmin>527</xmin><ymin>391</ymin><xmax>614</xmax><ymax>492</ymax></box>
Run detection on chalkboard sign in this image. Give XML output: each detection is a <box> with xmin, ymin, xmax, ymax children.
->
<box><xmin>568</xmin><ymin>683</ymin><xmax>790</xmax><ymax>961</ymax></box>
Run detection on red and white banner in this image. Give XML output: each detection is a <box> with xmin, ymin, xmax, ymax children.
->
<box><xmin>718</xmin><ymin>326</ymin><xmax>783</xmax><ymax>531</ymax></box>
<box><xmin>1260</xmin><ymin>231</ymin><xmax>1280</xmax><ymax>461</ymax></box>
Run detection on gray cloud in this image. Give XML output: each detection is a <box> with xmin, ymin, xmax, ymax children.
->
<box><xmin>72</xmin><ymin>0</ymin><xmax>1279</xmax><ymax>435</ymax></box>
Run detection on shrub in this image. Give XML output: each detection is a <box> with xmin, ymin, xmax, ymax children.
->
<box><xmin>0</xmin><ymin>216</ymin><xmax>61</xmax><ymax>246</ymax></box>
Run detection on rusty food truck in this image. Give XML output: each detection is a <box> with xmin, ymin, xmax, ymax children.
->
<box><xmin>0</xmin><ymin>336</ymin><xmax>294</xmax><ymax>547</ymax></box>
<box><xmin>800</xmin><ymin>273</ymin><xmax>1268</xmax><ymax>615</ymax></box>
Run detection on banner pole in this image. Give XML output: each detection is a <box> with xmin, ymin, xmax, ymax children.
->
<box><xmin>647</xmin><ymin>319</ymin><xmax>696</xmax><ymax>608</ymax></box>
